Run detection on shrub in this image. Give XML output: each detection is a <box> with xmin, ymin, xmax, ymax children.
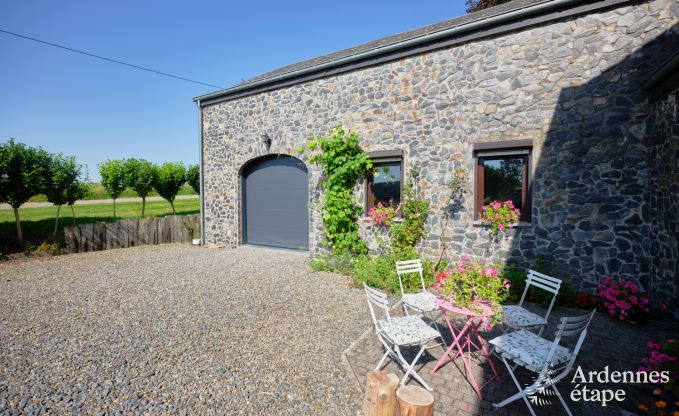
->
<box><xmin>575</xmin><ymin>292</ymin><xmax>597</xmax><ymax>309</ymax></box>
<box><xmin>0</xmin><ymin>139</ymin><xmax>52</xmax><ymax>243</ymax></box>
<box><xmin>124</xmin><ymin>158</ymin><xmax>156</xmax><ymax>218</ymax></box>
<box><xmin>639</xmin><ymin>339</ymin><xmax>678</xmax><ymax>401</ymax></box>
<box><xmin>391</xmin><ymin>175</ymin><xmax>429</xmax><ymax>252</ymax></box>
<box><xmin>152</xmin><ymin>162</ymin><xmax>187</xmax><ymax>215</ymax></box>
<box><xmin>596</xmin><ymin>276</ymin><xmax>650</xmax><ymax>321</ymax></box>
<box><xmin>186</xmin><ymin>164</ymin><xmax>200</xmax><ymax>195</ymax></box>
<box><xmin>99</xmin><ymin>159</ymin><xmax>127</xmax><ymax>217</ymax></box>
<box><xmin>351</xmin><ymin>247</ymin><xmax>443</xmax><ymax>294</ymax></box>
<box><xmin>503</xmin><ymin>262</ymin><xmax>577</xmax><ymax>307</ymax></box>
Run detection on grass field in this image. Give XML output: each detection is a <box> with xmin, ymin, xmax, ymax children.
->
<box><xmin>27</xmin><ymin>183</ymin><xmax>197</xmax><ymax>202</ymax></box>
<box><xmin>0</xmin><ymin>198</ymin><xmax>199</xmax><ymax>252</ymax></box>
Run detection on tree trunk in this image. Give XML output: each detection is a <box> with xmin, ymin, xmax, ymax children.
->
<box><xmin>396</xmin><ymin>385</ymin><xmax>434</xmax><ymax>416</ymax></box>
<box><xmin>71</xmin><ymin>205</ymin><xmax>76</xmax><ymax>226</ymax></box>
<box><xmin>113</xmin><ymin>198</ymin><xmax>116</xmax><ymax>218</ymax></box>
<box><xmin>141</xmin><ymin>196</ymin><xmax>146</xmax><ymax>218</ymax></box>
<box><xmin>13</xmin><ymin>207</ymin><xmax>23</xmax><ymax>244</ymax></box>
<box><xmin>363</xmin><ymin>371</ymin><xmax>399</xmax><ymax>416</ymax></box>
<box><xmin>52</xmin><ymin>205</ymin><xmax>62</xmax><ymax>239</ymax></box>
<box><xmin>170</xmin><ymin>200</ymin><xmax>176</xmax><ymax>215</ymax></box>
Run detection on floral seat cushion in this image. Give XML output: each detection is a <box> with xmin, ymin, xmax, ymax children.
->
<box><xmin>403</xmin><ymin>291</ymin><xmax>438</xmax><ymax>313</ymax></box>
<box><xmin>489</xmin><ymin>330</ymin><xmax>572</xmax><ymax>372</ymax></box>
<box><xmin>502</xmin><ymin>305</ymin><xmax>548</xmax><ymax>329</ymax></box>
<box><xmin>378</xmin><ymin>316</ymin><xmax>440</xmax><ymax>346</ymax></box>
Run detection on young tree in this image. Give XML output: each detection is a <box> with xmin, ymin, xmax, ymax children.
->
<box><xmin>186</xmin><ymin>164</ymin><xmax>200</xmax><ymax>195</ymax></box>
<box><xmin>152</xmin><ymin>162</ymin><xmax>186</xmax><ymax>215</ymax></box>
<box><xmin>66</xmin><ymin>179</ymin><xmax>89</xmax><ymax>226</ymax></box>
<box><xmin>0</xmin><ymin>139</ymin><xmax>51</xmax><ymax>243</ymax></box>
<box><xmin>99</xmin><ymin>159</ymin><xmax>126</xmax><ymax>218</ymax></box>
<box><xmin>124</xmin><ymin>158</ymin><xmax>155</xmax><ymax>218</ymax></box>
<box><xmin>465</xmin><ymin>0</ymin><xmax>511</xmax><ymax>13</ymax></box>
<box><xmin>44</xmin><ymin>153</ymin><xmax>85</xmax><ymax>238</ymax></box>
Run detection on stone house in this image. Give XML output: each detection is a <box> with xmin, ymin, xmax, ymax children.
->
<box><xmin>194</xmin><ymin>0</ymin><xmax>679</xmax><ymax>317</ymax></box>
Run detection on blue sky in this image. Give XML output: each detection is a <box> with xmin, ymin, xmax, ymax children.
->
<box><xmin>0</xmin><ymin>1</ymin><xmax>467</xmax><ymax>181</ymax></box>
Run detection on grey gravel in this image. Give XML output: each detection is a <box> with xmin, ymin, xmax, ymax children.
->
<box><xmin>0</xmin><ymin>245</ymin><xmax>370</xmax><ymax>415</ymax></box>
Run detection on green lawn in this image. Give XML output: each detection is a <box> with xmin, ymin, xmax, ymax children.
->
<box><xmin>0</xmin><ymin>198</ymin><xmax>199</xmax><ymax>252</ymax></box>
<box><xmin>27</xmin><ymin>183</ymin><xmax>197</xmax><ymax>202</ymax></box>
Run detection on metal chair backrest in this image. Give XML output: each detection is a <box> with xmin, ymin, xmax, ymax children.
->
<box><xmin>395</xmin><ymin>259</ymin><xmax>426</xmax><ymax>296</ymax></box>
<box><xmin>363</xmin><ymin>284</ymin><xmax>392</xmax><ymax>333</ymax></box>
<box><xmin>545</xmin><ymin>310</ymin><xmax>596</xmax><ymax>383</ymax></box>
<box><xmin>519</xmin><ymin>269</ymin><xmax>562</xmax><ymax>323</ymax></box>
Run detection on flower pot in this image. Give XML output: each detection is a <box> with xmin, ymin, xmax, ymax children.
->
<box><xmin>192</xmin><ymin>239</ymin><xmax>201</xmax><ymax>246</ymax></box>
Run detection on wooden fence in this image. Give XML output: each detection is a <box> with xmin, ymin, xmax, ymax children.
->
<box><xmin>63</xmin><ymin>215</ymin><xmax>199</xmax><ymax>253</ymax></box>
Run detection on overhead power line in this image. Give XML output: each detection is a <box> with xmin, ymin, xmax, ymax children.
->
<box><xmin>0</xmin><ymin>28</ymin><xmax>225</xmax><ymax>89</ymax></box>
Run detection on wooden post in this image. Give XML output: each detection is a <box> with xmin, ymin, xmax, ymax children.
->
<box><xmin>127</xmin><ymin>218</ymin><xmax>139</xmax><ymax>247</ymax></box>
<box><xmin>83</xmin><ymin>223</ymin><xmax>96</xmax><ymax>252</ymax></box>
<box><xmin>396</xmin><ymin>385</ymin><xmax>434</xmax><ymax>416</ymax></box>
<box><xmin>93</xmin><ymin>222</ymin><xmax>106</xmax><ymax>251</ymax></box>
<box><xmin>137</xmin><ymin>218</ymin><xmax>150</xmax><ymax>245</ymax></box>
<box><xmin>63</xmin><ymin>226</ymin><xmax>78</xmax><ymax>253</ymax></box>
<box><xmin>105</xmin><ymin>222</ymin><xmax>118</xmax><ymax>250</ymax></box>
<box><xmin>364</xmin><ymin>371</ymin><xmax>399</xmax><ymax>416</ymax></box>
<box><xmin>148</xmin><ymin>217</ymin><xmax>158</xmax><ymax>245</ymax></box>
<box><xmin>117</xmin><ymin>219</ymin><xmax>130</xmax><ymax>248</ymax></box>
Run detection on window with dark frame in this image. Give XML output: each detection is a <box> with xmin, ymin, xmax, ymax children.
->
<box><xmin>474</xmin><ymin>141</ymin><xmax>532</xmax><ymax>221</ymax></box>
<box><xmin>366</xmin><ymin>152</ymin><xmax>403</xmax><ymax>212</ymax></box>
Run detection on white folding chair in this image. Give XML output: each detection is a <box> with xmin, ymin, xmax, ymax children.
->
<box><xmin>489</xmin><ymin>310</ymin><xmax>596</xmax><ymax>416</ymax></box>
<box><xmin>363</xmin><ymin>284</ymin><xmax>441</xmax><ymax>391</ymax></box>
<box><xmin>502</xmin><ymin>269</ymin><xmax>562</xmax><ymax>335</ymax></box>
<box><xmin>395</xmin><ymin>259</ymin><xmax>446</xmax><ymax>346</ymax></box>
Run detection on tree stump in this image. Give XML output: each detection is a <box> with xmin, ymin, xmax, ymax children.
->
<box><xmin>364</xmin><ymin>371</ymin><xmax>399</xmax><ymax>416</ymax></box>
<box><xmin>396</xmin><ymin>385</ymin><xmax>434</xmax><ymax>416</ymax></box>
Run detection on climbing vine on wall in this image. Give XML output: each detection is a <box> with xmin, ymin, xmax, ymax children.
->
<box><xmin>300</xmin><ymin>126</ymin><xmax>373</xmax><ymax>256</ymax></box>
<box><xmin>391</xmin><ymin>171</ymin><xmax>429</xmax><ymax>252</ymax></box>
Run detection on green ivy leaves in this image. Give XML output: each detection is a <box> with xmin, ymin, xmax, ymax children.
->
<box><xmin>301</xmin><ymin>126</ymin><xmax>372</xmax><ymax>256</ymax></box>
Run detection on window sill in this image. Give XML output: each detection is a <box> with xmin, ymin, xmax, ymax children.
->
<box><xmin>472</xmin><ymin>220</ymin><xmax>532</xmax><ymax>227</ymax></box>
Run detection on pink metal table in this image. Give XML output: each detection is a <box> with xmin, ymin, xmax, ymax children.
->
<box><xmin>431</xmin><ymin>298</ymin><xmax>500</xmax><ymax>399</ymax></box>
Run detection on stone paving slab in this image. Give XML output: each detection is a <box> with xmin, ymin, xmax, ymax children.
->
<box><xmin>345</xmin><ymin>302</ymin><xmax>678</xmax><ymax>415</ymax></box>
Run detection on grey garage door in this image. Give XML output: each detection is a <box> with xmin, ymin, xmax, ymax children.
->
<box><xmin>242</xmin><ymin>155</ymin><xmax>309</xmax><ymax>250</ymax></box>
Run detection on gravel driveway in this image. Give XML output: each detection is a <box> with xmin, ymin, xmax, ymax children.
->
<box><xmin>0</xmin><ymin>245</ymin><xmax>370</xmax><ymax>415</ymax></box>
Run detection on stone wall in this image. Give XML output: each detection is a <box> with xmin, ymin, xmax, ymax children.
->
<box><xmin>649</xmin><ymin>91</ymin><xmax>679</xmax><ymax>318</ymax></box>
<box><xmin>201</xmin><ymin>0</ymin><xmax>678</xmax><ymax>297</ymax></box>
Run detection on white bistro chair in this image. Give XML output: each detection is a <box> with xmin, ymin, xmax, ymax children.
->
<box><xmin>395</xmin><ymin>259</ymin><xmax>446</xmax><ymax>346</ymax></box>
<box><xmin>489</xmin><ymin>310</ymin><xmax>596</xmax><ymax>416</ymax></box>
<box><xmin>502</xmin><ymin>269</ymin><xmax>562</xmax><ymax>335</ymax></box>
<box><xmin>363</xmin><ymin>284</ymin><xmax>441</xmax><ymax>391</ymax></box>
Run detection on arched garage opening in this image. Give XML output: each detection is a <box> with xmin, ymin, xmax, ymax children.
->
<box><xmin>241</xmin><ymin>155</ymin><xmax>309</xmax><ymax>250</ymax></box>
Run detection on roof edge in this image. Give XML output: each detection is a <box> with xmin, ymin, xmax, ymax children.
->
<box><xmin>194</xmin><ymin>0</ymin><xmax>635</xmax><ymax>106</ymax></box>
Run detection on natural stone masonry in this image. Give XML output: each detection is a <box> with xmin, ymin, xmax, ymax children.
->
<box><xmin>201</xmin><ymin>0</ymin><xmax>679</xmax><ymax>314</ymax></box>
<box><xmin>649</xmin><ymin>92</ymin><xmax>679</xmax><ymax>313</ymax></box>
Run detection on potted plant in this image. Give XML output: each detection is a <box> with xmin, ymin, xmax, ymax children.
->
<box><xmin>434</xmin><ymin>255</ymin><xmax>510</xmax><ymax>327</ymax></box>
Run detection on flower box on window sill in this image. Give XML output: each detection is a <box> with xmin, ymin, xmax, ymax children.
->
<box><xmin>472</xmin><ymin>220</ymin><xmax>532</xmax><ymax>228</ymax></box>
<box><xmin>363</xmin><ymin>217</ymin><xmax>403</xmax><ymax>223</ymax></box>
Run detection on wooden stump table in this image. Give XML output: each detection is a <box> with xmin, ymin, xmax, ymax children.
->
<box><xmin>396</xmin><ymin>385</ymin><xmax>434</xmax><ymax>416</ymax></box>
<box><xmin>363</xmin><ymin>371</ymin><xmax>399</xmax><ymax>416</ymax></box>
